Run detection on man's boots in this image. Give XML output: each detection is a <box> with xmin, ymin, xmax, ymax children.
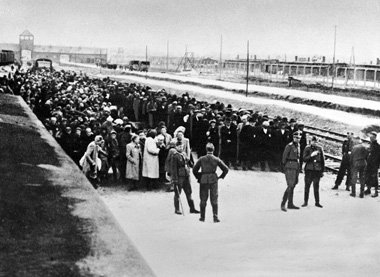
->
<box><xmin>212</xmin><ymin>204</ymin><xmax>220</xmax><ymax>223</ymax></box>
<box><xmin>199</xmin><ymin>207</ymin><xmax>206</xmax><ymax>222</ymax></box>
<box><xmin>372</xmin><ymin>191</ymin><xmax>379</xmax><ymax>198</ymax></box>
<box><xmin>174</xmin><ymin>198</ymin><xmax>181</xmax><ymax>215</ymax></box>
<box><xmin>189</xmin><ymin>199</ymin><xmax>200</xmax><ymax>214</ymax></box>
<box><xmin>281</xmin><ymin>190</ymin><xmax>288</xmax><ymax>212</ymax></box>
<box><xmin>287</xmin><ymin>189</ymin><xmax>299</xmax><ymax>209</ymax></box>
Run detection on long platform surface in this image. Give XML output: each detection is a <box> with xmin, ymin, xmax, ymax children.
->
<box><xmin>0</xmin><ymin>94</ymin><xmax>155</xmax><ymax>276</ymax></box>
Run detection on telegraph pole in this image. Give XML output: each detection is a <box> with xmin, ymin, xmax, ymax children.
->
<box><xmin>246</xmin><ymin>40</ymin><xmax>249</xmax><ymax>97</ymax></box>
<box><xmin>331</xmin><ymin>25</ymin><xmax>337</xmax><ymax>89</ymax></box>
<box><xmin>166</xmin><ymin>40</ymin><xmax>169</xmax><ymax>72</ymax></box>
<box><xmin>219</xmin><ymin>35</ymin><xmax>223</xmax><ymax>80</ymax></box>
<box><xmin>145</xmin><ymin>45</ymin><xmax>148</xmax><ymax>79</ymax></box>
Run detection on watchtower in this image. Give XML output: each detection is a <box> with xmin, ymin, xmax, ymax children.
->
<box><xmin>19</xmin><ymin>30</ymin><xmax>34</xmax><ymax>63</ymax></box>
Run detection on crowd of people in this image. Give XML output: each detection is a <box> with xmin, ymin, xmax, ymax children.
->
<box><xmin>1</xmin><ymin>65</ymin><xmax>380</xmax><ymax>216</ymax></box>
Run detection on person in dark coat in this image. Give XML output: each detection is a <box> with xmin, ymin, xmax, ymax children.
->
<box><xmin>220</xmin><ymin>118</ymin><xmax>237</xmax><ymax>169</ymax></box>
<box><xmin>273</xmin><ymin>122</ymin><xmax>290</xmax><ymax>171</ymax></box>
<box><xmin>281</xmin><ymin>131</ymin><xmax>301</xmax><ymax>211</ymax></box>
<box><xmin>239</xmin><ymin>116</ymin><xmax>255</xmax><ymax>170</ymax></box>
<box><xmin>206</xmin><ymin>119</ymin><xmax>220</xmax><ymax>157</ymax></box>
<box><xmin>364</xmin><ymin>132</ymin><xmax>380</xmax><ymax>197</ymax></box>
<box><xmin>302</xmin><ymin>136</ymin><xmax>325</xmax><ymax>208</ymax></box>
<box><xmin>193</xmin><ymin>143</ymin><xmax>229</xmax><ymax>223</ymax></box>
<box><xmin>118</xmin><ymin>124</ymin><xmax>132</xmax><ymax>183</ymax></box>
<box><xmin>297</xmin><ymin>122</ymin><xmax>307</xmax><ymax>172</ymax></box>
<box><xmin>106</xmin><ymin>130</ymin><xmax>120</xmax><ymax>181</ymax></box>
<box><xmin>350</xmin><ymin>136</ymin><xmax>368</xmax><ymax>198</ymax></box>
<box><xmin>332</xmin><ymin>132</ymin><xmax>354</xmax><ymax>191</ymax></box>
<box><xmin>256</xmin><ymin>121</ymin><xmax>273</xmax><ymax>171</ymax></box>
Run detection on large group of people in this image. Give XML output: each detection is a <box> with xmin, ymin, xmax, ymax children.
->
<box><xmin>1</xmin><ymin>65</ymin><xmax>380</xmax><ymax>218</ymax></box>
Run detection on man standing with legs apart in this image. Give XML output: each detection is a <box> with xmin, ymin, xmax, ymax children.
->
<box><xmin>193</xmin><ymin>143</ymin><xmax>229</xmax><ymax>223</ymax></box>
<box><xmin>281</xmin><ymin>131</ymin><xmax>301</xmax><ymax>212</ymax></box>
<box><xmin>302</xmin><ymin>136</ymin><xmax>325</xmax><ymax>208</ymax></box>
<box><xmin>171</xmin><ymin>141</ymin><xmax>199</xmax><ymax>215</ymax></box>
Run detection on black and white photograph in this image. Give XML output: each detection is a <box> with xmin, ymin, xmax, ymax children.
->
<box><xmin>1</xmin><ymin>0</ymin><xmax>380</xmax><ymax>276</ymax></box>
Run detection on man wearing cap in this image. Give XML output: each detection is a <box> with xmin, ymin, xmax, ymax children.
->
<box><xmin>220</xmin><ymin>117</ymin><xmax>237</xmax><ymax>169</ymax></box>
<box><xmin>364</xmin><ymin>131</ymin><xmax>380</xmax><ymax>197</ymax></box>
<box><xmin>302</xmin><ymin>136</ymin><xmax>325</xmax><ymax>208</ymax></box>
<box><xmin>256</xmin><ymin>121</ymin><xmax>273</xmax><ymax>171</ymax></box>
<box><xmin>273</xmin><ymin>122</ymin><xmax>290</xmax><ymax>171</ymax></box>
<box><xmin>171</xmin><ymin>141</ymin><xmax>199</xmax><ymax>215</ymax></box>
<box><xmin>193</xmin><ymin>143</ymin><xmax>229</xmax><ymax>222</ymax></box>
<box><xmin>286</xmin><ymin>119</ymin><xmax>298</xmax><ymax>142</ymax></box>
<box><xmin>207</xmin><ymin>119</ymin><xmax>220</xmax><ymax>157</ymax></box>
<box><xmin>281</xmin><ymin>131</ymin><xmax>302</xmax><ymax>211</ymax></box>
<box><xmin>350</xmin><ymin>136</ymin><xmax>368</xmax><ymax>198</ymax></box>
<box><xmin>332</xmin><ymin>132</ymin><xmax>354</xmax><ymax>190</ymax></box>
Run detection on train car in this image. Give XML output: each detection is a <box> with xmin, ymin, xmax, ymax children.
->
<box><xmin>33</xmin><ymin>58</ymin><xmax>53</xmax><ymax>71</ymax></box>
<box><xmin>0</xmin><ymin>50</ymin><xmax>15</xmax><ymax>66</ymax></box>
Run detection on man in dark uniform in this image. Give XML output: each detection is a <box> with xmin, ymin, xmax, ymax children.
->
<box><xmin>364</xmin><ymin>132</ymin><xmax>380</xmax><ymax>197</ymax></box>
<box><xmin>281</xmin><ymin>131</ymin><xmax>301</xmax><ymax>212</ymax></box>
<box><xmin>332</xmin><ymin>132</ymin><xmax>354</xmax><ymax>191</ymax></box>
<box><xmin>193</xmin><ymin>143</ymin><xmax>229</xmax><ymax>223</ymax></box>
<box><xmin>302</xmin><ymin>136</ymin><xmax>325</xmax><ymax>208</ymax></box>
<box><xmin>171</xmin><ymin>141</ymin><xmax>200</xmax><ymax>215</ymax></box>
<box><xmin>220</xmin><ymin>118</ymin><xmax>237</xmax><ymax>169</ymax></box>
<box><xmin>350</xmin><ymin>136</ymin><xmax>368</xmax><ymax>198</ymax></box>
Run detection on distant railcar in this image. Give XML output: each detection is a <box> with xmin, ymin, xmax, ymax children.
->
<box><xmin>0</xmin><ymin>50</ymin><xmax>15</xmax><ymax>66</ymax></box>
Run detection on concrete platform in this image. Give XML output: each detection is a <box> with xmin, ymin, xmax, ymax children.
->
<box><xmin>0</xmin><ymin>94</ymin><xmax>155</xmax><ymax>276</ymax></box>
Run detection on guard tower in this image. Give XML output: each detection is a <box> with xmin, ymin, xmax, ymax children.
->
<box><xmin>19</xmin><ymin>30</ymin><xmax>34</xmax><ymax>64</ymax></box>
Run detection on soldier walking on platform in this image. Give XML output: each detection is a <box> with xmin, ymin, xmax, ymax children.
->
<box><xmin>193</xmin><ymin>143</ymin><xmax>229</xmax><ymax>223</ymax></box>
<box><xmin>302</xmin><ymin>136</ymin><xmax>325</xmax><ymax>208</ymax></box>
<box><xmin>281</xmin><ymin>131</ymin><xmax>301</xmax><ymax>212</ymax></box>
<box><xmin>332</xmin><ymin>132</ymin><xmax>354</xmax><ymax>191</ymax></box>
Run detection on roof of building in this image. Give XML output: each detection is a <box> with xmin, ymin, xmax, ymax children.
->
<box><xmin>20</xmin><ymin>30</ymin><xmax>34</xmax><ymax>37</ymax></box>
<box><xmin>34</xmin><ymin>45</ymin><xmax>107</xmax><ymax>55</ymax></box>
<box><xmin>0</xmin><ymin>43</ymin><xmax>19</xmax><ymax>52</ymax></box>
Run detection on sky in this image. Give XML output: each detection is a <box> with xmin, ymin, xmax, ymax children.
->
<box><xmin>1</xmin><ymin>0</ymin><xmax>379</xmax><ymax>63</ymax></box>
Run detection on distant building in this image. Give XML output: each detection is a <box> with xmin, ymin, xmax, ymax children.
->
<box><xmin>0</xmin><ymin>30</ymin><xmax>107</xmax><ymax>64</ymax></box>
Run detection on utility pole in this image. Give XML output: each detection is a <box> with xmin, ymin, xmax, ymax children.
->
<box><xmin>219</xmin><ymin>35</ymin><xmax>223</xmax><ymax>80</ymax></box>
<box><xmin>331</xmin><ymin>25</ymin><xmax>337</xmax><ymax>89</ymax></box>
<box><xmin>145</xmin><ymin>45</ymin><xmax>148</xmax><ymax>79</ymax></box>
<box><xmin>166</xmin><ymin>40</ymin><xmax>169</xmax><ymax>72</ymax></box>
<box><xmin>246</xmin><ymin>40</ymin><xmax>249</xmax><ymax>97</ymax></box>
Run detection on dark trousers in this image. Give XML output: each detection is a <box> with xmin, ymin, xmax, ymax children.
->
<box><xmin>221</xmin><ymin>148</ymin><xmax>236</xmax><ymax>166</ymax></box>
<box><xmin>304</xmin><ymin>170</ymin><xmax>321</xmax><ymax>204</ymax></box>
<box><xmin>351</xmin><ymin>164</ymin><xmax>366</xmax><ymax>195</ymax></box>
<box><xmin>282</xmin><ymin>168</ymin><xmax>299</xmax><ymax>207</ymax></box>
<box><xmin>118</xmin><ymin>157</ymin><xmax>127</xmax><ymax>182</ymax></box>
<box><xmin>109</xmin><ymin>157</ymin><xmax>119</xmax><ymax>180</ymax></box>
<box><xmin>174</xmin><ymin>176</ymin><xmax>195</xmax><ymax>211</ymax></box>
<box><xmin>335</xmin><ymin>155</ymin><xmax>351</xmax><ymax>187</ymax></box>
<box><xmin>200</xmin><ymin>182</ymin><xmax>219</xmax><ymax>218</ymax></box>
<box><xmin>365</xmin><ymin>166</ymin><xmax>379</xmax><ymax>191</ymax></box>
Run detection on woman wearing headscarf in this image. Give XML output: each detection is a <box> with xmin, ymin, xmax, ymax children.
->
<box><xmin>126</xmin><ymin>134</ymin><xmax>141</xmax><ymax>191</ymax></box>
<box><xmin>142</xmin><ymin>129</ymin><xmax>162</xmax><ymax>190</ymax></box>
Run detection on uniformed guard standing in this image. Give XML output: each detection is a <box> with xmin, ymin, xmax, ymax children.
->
<box><xmin>364</xmin><ymin>131</ymin><xmax>380</xmax><ymax>197</ymax></box>
<box><xmin>281</xmin><ymin>131</ymin><xmax>301</xmax><ymax>212</ymax></box>
<box><xmin>332</xmin><ymin>132</ymin><xmax>354</xmax><ymax>190</ymax></box>
<box><xmin>171</xmin><ymin>141</ymin><xmax>200</xmax><ymax>214</ymax></box>
<box><xmin>350</xmin><ymin>136</ymin><xmax>368</xmax><ymax>198</ymax></box>
<box><xmin>193</xmin><ymin>143</ymin><xmax>229</xmax><ymax>223</ymax></box>
<box><xmin>302</xmin><ymin>136</ymin><xmax>325</xmax><ymax>208</ymax></box>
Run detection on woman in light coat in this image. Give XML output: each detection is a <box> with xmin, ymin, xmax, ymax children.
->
<box><xmin>142</xmin><ymin>129</ymin><xmax>162</xmax><ymax>190</ymax></box>
<box><xmin>126</xmin><ymin>134</ymin><xmax>141</xmax><ymax>191</ymax></box>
